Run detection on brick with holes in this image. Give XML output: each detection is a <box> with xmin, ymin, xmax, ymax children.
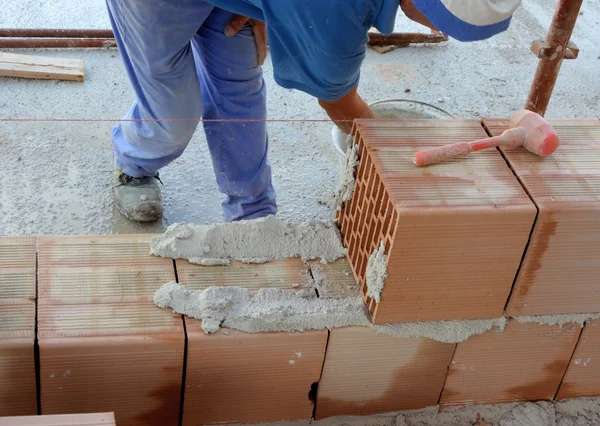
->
<box><xmin>483</xmin><ymin>119</ymin><xmax>600</xmax><ymax>317</ymax></box>
<box><xmin>37</xmin><ymin>235</ymin><xmax>183</xmax><ymax>426</ymax></box>
<box><xmin>337</xmin><ymin>120</ymin><xmax>536</xmax><ymax>324</ymax></box>
<box><xmin>0</xmin><ymin>237</ymin><xmax>37</xmax><ymax>416</ymax></box>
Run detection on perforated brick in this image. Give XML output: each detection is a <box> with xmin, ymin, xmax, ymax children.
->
<box><xmin>0</xmin><ymin>237</ymin><xmax>37</xmax><ymax>416</ymax></box>
<box><xmin>557</xmin><ymin>319</ymin><xmax>600</xmax><ymax>399</ymax></box>
<box><xmin>440</xmin><ymin>319</ymin><xmax>581</xmax><ymax>406</ymax></box>
<box><xmin>338</xmin><ymin>120</ymin><xmax>536</xmax><ymax>324</ymax></box>
<box><xmin>37</xmin><ymin>235</ymin><xmax>183</xmax><ymax>426</ymax></box>
<box><xmin>483</xmin><ymin>119</ymin><xmax>600</xmax><ymax>317</ymax></box>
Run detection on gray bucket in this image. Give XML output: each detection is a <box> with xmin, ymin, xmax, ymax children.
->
<box><xmin>332</xmin><ymin>99</ymin><xmax>454</xmax><ymax>162</ymax></box>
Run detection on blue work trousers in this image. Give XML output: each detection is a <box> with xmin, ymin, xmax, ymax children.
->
<box><xmin>106</xmin><ymin>0</ymin><xmax>277</xmax><ymax>221</ymax></box>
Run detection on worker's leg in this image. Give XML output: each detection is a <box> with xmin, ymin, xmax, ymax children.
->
<box><xmin>106</xmin><ymin>0</ymin><xmax>213</xmax><ymax>220</ymax></box>
<box><xmin>192</xmin><ymin>8</ymin><xmax>277</xmax><ymax>222</ymax></box>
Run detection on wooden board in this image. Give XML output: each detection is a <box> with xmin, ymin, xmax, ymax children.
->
<box><xmin>0</xmin><ymin>52</ymin><xmax>84</xmax><ymax>81</ymax></box>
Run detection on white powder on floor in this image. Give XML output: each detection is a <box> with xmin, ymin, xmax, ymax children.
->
<box><xmin>149</xmin><ymin>216</ymin><xmax>346</xmax><ymax>265</ymax></box>
<box><xmin>397</xmin><ymin>401</ymin><xmax>555</xmax><ymax>426</ymax></box>
<box><xmin>154</xmin><ymin>282</ymin><xmax>507</xmax><ymax>343</ymax></box>
<box><xmin>556</xmin><ymin>398</ymin><xmax>600</xmax><ymax>426</ymax></box>
<box><xmin>331</xmin><ymin>137</ymin><xmax>359</xmax><ymax>211</ymax></box>
<box><xmin>514</xmin><ymin>313</ymin><xmax>600</xmax><ymax>327</ymax></box>
<box><xmin>365</xmin><ymin>241</ymin><xmax>388</xmax><ymax>304</ymax></box>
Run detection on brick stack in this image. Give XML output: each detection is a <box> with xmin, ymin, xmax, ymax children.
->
<box><xmin>1</xmin><ymin>119</ymin><xmax>600</xmax><ymax>424</ymax></box>
<box><xmin>37</xmin><ymin>236</ymin><xmax>183</xmax><ymax>426</ymax></box>
<box><xmin>176</xmin><ymin>258</ymin><xmax>327</xmax><ymax>425</ymax></box>
<box><xmin>482</xmin><ymin>119</ymin><xmax>600</xmax><ymax>317</ymax></box>
<box><xmin>324</xmin><ymin>118</ymin><xmax>600</xmax><ymax>417</ymax></box>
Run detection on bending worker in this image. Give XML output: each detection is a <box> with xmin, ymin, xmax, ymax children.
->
<box><xmin>107</xmin><ymin>0</ymin><xmax>522</xmax><ymax>222</ymax></box>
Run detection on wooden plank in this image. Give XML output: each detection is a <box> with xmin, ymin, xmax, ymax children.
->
<box><xmin>0</xmin><ymin>51</ymin><xmax>83</xmax><ymax>81</ymax></box>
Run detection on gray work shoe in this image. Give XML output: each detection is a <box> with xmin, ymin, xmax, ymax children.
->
<box><xmin>114</xmin><ymin>171</ymin><xmax>163</xmax><ymax>222</ymax></box>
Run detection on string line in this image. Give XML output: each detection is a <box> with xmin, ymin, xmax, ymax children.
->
<box><xmin>0</xmin><ymin>118</ymin><xmax>351</xmax><ymax>123</ymax></box>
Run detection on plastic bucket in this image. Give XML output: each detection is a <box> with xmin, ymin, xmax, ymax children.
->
<box><xmin>332</xmin><ymin>99</ymin><xmax>454</xmax><ymax>165</ymax></box>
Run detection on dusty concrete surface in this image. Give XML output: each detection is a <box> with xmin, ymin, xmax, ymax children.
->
<box><xmin>1</xmin><ymin>0</ymin><xmax>599</xmax><ymax>236</ymax></box>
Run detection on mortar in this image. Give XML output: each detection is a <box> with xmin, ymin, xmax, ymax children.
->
<box><xmin>332</xmin><ymin>99</ymin><xmax>454</xmax><ymax>163</ymax></box>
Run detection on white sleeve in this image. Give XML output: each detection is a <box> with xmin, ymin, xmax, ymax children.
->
<box><xmin>441</xmin><ymin>0</ymin><xmax>522</xmax><ymax>26</ymax></box>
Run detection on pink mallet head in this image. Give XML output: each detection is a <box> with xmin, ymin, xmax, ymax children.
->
<box><xmin>510</xmin><ymin>110</ymin><xmax>559</xmax><ymax>157</ymax></box>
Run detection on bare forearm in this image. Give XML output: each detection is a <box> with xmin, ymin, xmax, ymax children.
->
<box><xmin>318</xmin><ymin>86</ymin><xmax>375</xmax><ymax>134</ymax></box>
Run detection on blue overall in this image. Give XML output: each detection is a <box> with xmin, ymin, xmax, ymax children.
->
<box><xmin>107</xmin><ymin>0</ymin><xmax>399</xmax><ymax>221</ymax></box>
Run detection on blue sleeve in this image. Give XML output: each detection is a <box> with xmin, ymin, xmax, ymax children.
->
<box><xmin>206</xmin><ymin>0</ymin><xmax>399</xmax><ymax>101</ymax></box>
<box><xmin>260</xmin><ymin>0</ymin><xmax>387</xmax><ymax>101</ymax></box>
<box><xmin>268</xmin><ymin>30</ymin><xmax>365</xmax><ymax>102</ymax></box>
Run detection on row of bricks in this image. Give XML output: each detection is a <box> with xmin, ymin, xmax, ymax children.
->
<box><xmin>338</xmin><ymin>119</ymin><xmax>600</xmax><ymax>324</ymax></box>
<box><xmin>1</xmin><ymin>236</ymin><xmax>600</xmax><ymax>424</ymax></box>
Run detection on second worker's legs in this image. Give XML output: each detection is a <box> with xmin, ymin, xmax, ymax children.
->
<box><xmin>192</xmin><ymin>8</ymin><xmax>277</xmax><ymax>222</ymax></box>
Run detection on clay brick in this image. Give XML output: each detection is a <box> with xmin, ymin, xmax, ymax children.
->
<box><xmin>37</xmin><ymin>236</ymin><xmax>183</xmax><ymax>426</ymax></box>
<box><xmin>339</xmin><ymin>120</ymin><xmax>536</xmax><ymax>323</ymax></box>
<box><xmin>177</xmin><ymin>258</ymin><xmax>325</xmax><ymax>424</ymax></box>
<box><xmin>0</xmin><ymin>412</ymin><xmax>116</xmax><ymax>425</ymax></box>
<box><xmin>0</xmin><ymin>237</ymin><xmax>37</xmax><ymax>416</ymax></box>
<box><xmin>0</xmin><ymin>304</ymin><xmax>37</xmax><ymax>417</ymax></box>
<box><xmin>176</xmin><ymin>258</ymin><xmax>312</xmax><ymax>291</ymax></box>
<box><xmin>183</xmin><ymin>321</ymin><xmax>327</xmax><ymax>425</ymax></box>
<box><xmin>38</xmin><ymin>235</ymin><xmax>174</xmax><ymax>304</ymax></box>
<box><xmin>440</xmin><ymin>319</ymin><xmax>581</xmax><ymax>406</ymax></box>
<box><xmin>557</xmin><ymin>319</ymin><xmax>600</xmax><ymax>399</ymax></box>
<box><xmin>0</xmin><ymin>237</ymin><xmax>36</xmax><ymax>302</ymax></box>
<box><xmin>483</xmin><ymin>119</ymin><xmax>600</xmax><ymax>317</ymax></box>
<box><xmin>315</xmin><ymin>327</ymin><xmax>455</xmax><ymax>419</ymax></box>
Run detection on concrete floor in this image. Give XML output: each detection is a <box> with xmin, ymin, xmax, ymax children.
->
<box><xmin>1</xmin><ymin>0</ymin><xmax>599</xmax><ymax>236</ymax></box>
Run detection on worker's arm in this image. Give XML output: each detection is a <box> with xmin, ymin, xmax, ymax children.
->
<box><xmin>399</xmin><ymin>0</ymin><xmax>438</xmax><ymax>32</ymax></box>
<box><xmin>318</xmin><ymin>86</ymin><xmax>376</xmax><ymax>134</ymax></box>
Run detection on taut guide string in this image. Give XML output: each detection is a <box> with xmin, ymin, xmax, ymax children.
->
<box><xmin>0</xmin><ymin>118</ymin><xmax>352</xmax><ymax>123</ymax></box>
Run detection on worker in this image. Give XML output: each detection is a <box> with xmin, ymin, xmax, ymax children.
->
<box><xmin>108</xmin><ymin>0</ymin><xmax>522</xmax><ymax>222</ymax></box>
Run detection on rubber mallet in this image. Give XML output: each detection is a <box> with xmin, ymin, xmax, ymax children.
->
<box><xmin>413</xmin><ymin>110</ymin><xmax>560</xmax><ymax>167</ymax></box>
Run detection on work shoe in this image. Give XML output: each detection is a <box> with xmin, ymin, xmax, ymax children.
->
<box><xmin>114</xmin><ymin>171</ymin><xmax>163</xmax><ymax>222</ymax></box>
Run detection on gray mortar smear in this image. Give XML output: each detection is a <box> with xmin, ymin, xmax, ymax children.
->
<box><xmin>331</xmin><ymin>135</ymin><xmax>358</xmax><ymax>211</ymax></box>
<box><xmin>515</xmin><ymin>313</ymin><xmax>600</xmax><ymax>327</ymax></box>
<box><xmin>366</xmin><ymin>241</ymin><xmax>388</xmax><ymax>304</ymax></box>
<box><xmin>153</xmin><ymin>282</ymin><xmax>507</xmax><ymax>343</ymax></box>
<box><xmin>149</xmin><ymin>216</ymin><xmax>346</xmax><ymax>265</ymax></box>
<box><xmin>221</xmin><ymin>398</ymin><xmax>600</xmax><ymax>426</ymax></box>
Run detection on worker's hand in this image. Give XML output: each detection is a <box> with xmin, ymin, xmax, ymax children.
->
<box><xmin>400</xmin><ymin>0</ymin><xmax>438</xmax><ymax>32</ymax></box>
<box><xmin>318</xmin><ymin>86</ymin><xmax>376</xmax><ymax>134</ymax></box>
<box><xmin>225</xmin><ymin>15</ymin><xmax>268</xmax><ymax>66</ymax></box>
